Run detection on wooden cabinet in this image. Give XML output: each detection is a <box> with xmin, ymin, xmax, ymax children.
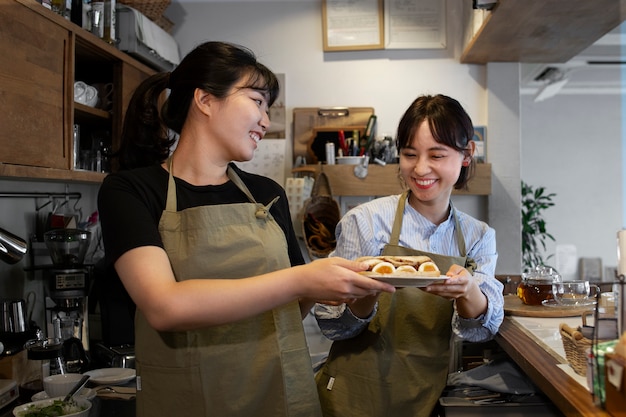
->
<box><xmin>461</xmin><ymin>0</ymin><xmax>625</xmax><ymax>64</ymax></box>
<box><xmin>0</xmin><ymin>2</ymin><xmax>69</xmax><ymax>171</ymax></box>
<box><xmin>0</xmin><ymin>0</ymin><xmax>155</xmax><ymax>183</ymax></box>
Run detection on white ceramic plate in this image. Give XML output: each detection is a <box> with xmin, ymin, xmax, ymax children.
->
<box><xmin>364</xmin><ymin>274</ymin><xmax>449</xmax><ymax>287</ymax></box>
<box><xmin>83</xmin><ymin>368</ymin><xmax>136</xmax><ymax>385</ymax></box>
<box><xmin>541</xmin><ymin>299</ymin><xmax>597</xmax><ymax>308</ymax></box>
<box><xmin>32</xmin><ymin>388</ymin><xmax>96</xmax><ymax>402</ymax></box>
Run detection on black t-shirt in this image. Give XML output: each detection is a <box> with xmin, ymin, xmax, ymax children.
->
<box><xmin>94</xmin><ymin>162</ymin><xmax>304</xmax><ymax>347</ymax></box>
<box><xmin>98</xmin><ymin>162</ymin><xmax>304</xmax><ymax>267</ymax></box>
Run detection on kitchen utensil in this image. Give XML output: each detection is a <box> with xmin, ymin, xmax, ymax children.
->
<box><xmin>63</xmin><ymin>374</ymin><xmax>90</xmax><ymax>403</ymax></box>
<box><xmin>43</xmin><ymin>229</ymin><xmax>91</xmax><ymax>266</ymax></box>
<box><xmin>0</xmin><ymin>299</ymin><xmax>27</xmax><ymax>333</ymax></box>
<box><xmin>24</xmin><ymin>337</ymin><xmax>65</xmax><ymax>377</ymax></box>
<box><xmin>0</xmin><ymin>227</ymin><xmax>27</xmax><ymax>264</ymax></box>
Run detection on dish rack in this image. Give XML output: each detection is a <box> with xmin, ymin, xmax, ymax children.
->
<box><xmin>560</xmin><ymin>323</ymin><xmax>591</xmax><ymax>376</ymax></box>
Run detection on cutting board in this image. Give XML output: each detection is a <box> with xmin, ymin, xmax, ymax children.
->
<box><xmin>504</xmin><ymin>294</ymin><xmax>593</xmax><ymax>318</ymax></box>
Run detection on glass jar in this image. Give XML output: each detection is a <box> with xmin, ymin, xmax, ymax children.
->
<box><xmin>517</xmin><ymin>266</ymin><xmax>561</xmax><ymax>305</ymax></box>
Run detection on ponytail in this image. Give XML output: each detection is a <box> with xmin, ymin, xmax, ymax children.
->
<box><xmin>111</xmin><ymin>42</ymin><xmax>279</xmax><ymax>172</ymax></box>
<box><xmin>112</xmin><ymin>72</ymin><xmax>177</xmax><ymax>171</ymax></box>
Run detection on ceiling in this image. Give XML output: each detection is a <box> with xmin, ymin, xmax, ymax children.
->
<box><xmin>520</xmin><ymin>21</ymin><xmax>626</xmax><ymax>100</ymax></box>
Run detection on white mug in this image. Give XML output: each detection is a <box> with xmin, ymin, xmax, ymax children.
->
<box><xmin>73</xmin><ymin>81</ymin><xmax>87</xmax><ymax>103</ymax></box>
<box><xmin>74</xmin><ymin>81</ymin><xmax>99</xmax><ymax>107</ymax></box>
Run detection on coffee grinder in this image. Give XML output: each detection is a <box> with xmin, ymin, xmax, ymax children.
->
<box><xmin>43</xmin><ymin>229</ymin><xmax>92</xmax><ymax>369</ymax></box>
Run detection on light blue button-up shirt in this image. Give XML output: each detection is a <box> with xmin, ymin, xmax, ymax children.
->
<box><xmin>315</xmin><ymin>194</ymin><xmax>504</xmax><ymax>343</ymax></box>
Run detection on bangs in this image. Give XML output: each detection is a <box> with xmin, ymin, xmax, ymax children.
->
<box><xmin>241</xmin><ymin>67</ymin><xmax>280</xmax><ymax>106</ymax></box>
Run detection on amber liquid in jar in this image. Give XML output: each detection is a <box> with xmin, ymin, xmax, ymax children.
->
<box><xmin>517</xmin><ymin>280</ymin><xmax>554</xmax><ymax>305</ymax></box>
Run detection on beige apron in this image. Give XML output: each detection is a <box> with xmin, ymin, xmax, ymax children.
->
<box><xmin>135</xmin><ymin>161</ymin><xmax>322</xmax><ymax>417</ymax></box>
<box><xmin>316</xmin><ymin>191</ymin><xmax>473</xmax><ymax>417</ymax></box>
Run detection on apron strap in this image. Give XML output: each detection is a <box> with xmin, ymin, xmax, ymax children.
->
<box><xmin>389</xmin><ymin>191</ymin><xmax>409</xmax><ymax>246</ymax></box>
<box><xmin>227</xmin><ymin>167</ymin><xmax>281</xmax><ymax>219</ymax></box>
<box><xmin>450</xmin><ymin>201</ymin><xmax>467</xmax><ymax>257</ymax></box>
<box><xmin>227</xmin><ymin>166</ymin><xmax>257</xmax><ymax>204</ymax></box>
<box><xmin>390</xmin><ymin>191</ymin><xmax>473</xmax><ymax>263</ymax></box>
<box><xmin>165</xmin><ymin>157</ymin><xmax>177</xmax><ymax>212</ymax></box>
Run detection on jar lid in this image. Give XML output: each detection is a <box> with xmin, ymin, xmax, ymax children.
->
<box><xmin>24</xmin><ymin>338</ymin><xmax>63</xmax><ymax>360</ymax></box>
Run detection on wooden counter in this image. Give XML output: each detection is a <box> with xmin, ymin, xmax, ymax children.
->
<box><xmin>496</xmin><ymin>317</ymin><xmax>610</xmax><ymax>417</ymax></box>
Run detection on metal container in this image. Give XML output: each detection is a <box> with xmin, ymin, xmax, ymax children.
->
<box><xmin>0</xmin><ymin>299</ymin><xmax>27</xmax><ymax>333</ymax></box>
<box><xmin>0</xmin><ymin>227</ymin><xmax>27</xmax><ymax>264</ymax></box>
<box><xmin>43</xmin><ymin>229</ymin><xmax>91</xmax><ymax>267</ymax></box>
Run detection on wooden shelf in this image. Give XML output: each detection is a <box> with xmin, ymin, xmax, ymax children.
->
<box><xmin>461</xmin><ymin>0</ymin><xmax>625</xmax><ymax>64</ymax></box>
<box><xmin>0</xmin><ymin>0</ymin><xmax>155</xmax><ymax>185</ymax></box>
<box><xmin>294</xmin><ymin>163</ymin><xmax>491</xmax><ymax>197</ymax></box>
<box><xmin>0</xmin><ymin>163</ymin><xmax>107</xmax><ymax>184</ymax></box>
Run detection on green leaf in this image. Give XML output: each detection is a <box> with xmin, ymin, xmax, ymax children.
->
<box><xmin>521</xmin><ymin>180</ymin><xmax>557</xmax><ymax>270</ymax></box>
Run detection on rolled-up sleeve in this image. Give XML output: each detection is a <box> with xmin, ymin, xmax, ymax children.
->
<box><xmin>314</xmin><ymin>303</ymin><xmax>378</xmax><ymax>341</ymax></box>
<box><xmin>453</xmin><ymin>273</ymin><xmax>504</xmax><ymax>342</ymax></box>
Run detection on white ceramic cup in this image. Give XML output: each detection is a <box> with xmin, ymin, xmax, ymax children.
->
<box><xmin>74</xmin><ymin>81</ymin><xmax>87</xmax><ymax>104</ymax></box>
<box><xmin>552</xmin><ymin>280</ymin><xmax>598</xmax><ymax>305</ymax></box>
<box><xmin>74</xmin><ymin>81</ymin><xmax>99</xmax><ymax>107</ymax></box>
<box><xmin>43</xmin><ymin>373</ymin><xmax>84</xmax><ymax>398</ymax></box>
<box><xmin>83</xmin><ymin>85</ymin><xmax>98</xmax><ymax>107</ymax></box>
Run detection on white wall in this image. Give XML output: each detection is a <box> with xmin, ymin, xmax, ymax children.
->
<box><xmin>521</xmin><ymin>93</ymin><xmax>623</xmax><ymax>280</ymax></box>
<box><xmin>166</xmin><ymin>1</ymin><xmax>488</xmax><ymax>154</ymax></box>
<box><xmin>165</xmin><ymin>0</ymin><xmax>625</xmax><ymax>278</ymax></box>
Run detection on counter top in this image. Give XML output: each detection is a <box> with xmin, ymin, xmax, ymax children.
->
<box><xmin>496</xmin><ymin>315</ymin><xmax>610</xmax><ymax>416</ymax></box>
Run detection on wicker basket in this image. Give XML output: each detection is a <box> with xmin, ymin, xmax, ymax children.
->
<box><xmin>301</xmin><ymin>172</ymin><xmax>340</xmax><ymax>259</ymax></box>
<box><xmin>560</xmin><ymin>323</ymin><xmax>592</xmax><ymax>376</ymax></box>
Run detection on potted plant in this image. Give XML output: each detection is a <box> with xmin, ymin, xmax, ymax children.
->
<box><xmin>521</xmin><ymin>180</ymin><xmax>557</xmax><ymax>270</ymax></box>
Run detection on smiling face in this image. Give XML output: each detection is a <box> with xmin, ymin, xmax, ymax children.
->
<box><xmin>399</xmin><ymin>120</ymin><xmax>469</xmax><ymax>211</ymax></box>
<box><xmin>207</xmin><ymin>78</ymin><xmax>271</xmax><ymax>163</ymax></box>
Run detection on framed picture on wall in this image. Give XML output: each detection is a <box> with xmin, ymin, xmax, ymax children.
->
<box><xmin>384</xmin><ymin>0</ymin><xmax>446</xmax><ymax>49</ymax></box>
<box><xmin>322</xmin><ymin>0</ymin><xmax>384</xmax><ymax>51</ymax></box>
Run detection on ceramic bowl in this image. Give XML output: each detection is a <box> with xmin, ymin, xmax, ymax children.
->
<box><xmin>43</xmin><ymin>373</ymin><xmax>85</xmax><ymax>398</ymax></box>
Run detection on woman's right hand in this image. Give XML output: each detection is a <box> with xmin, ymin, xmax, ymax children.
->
<box><xmin>296</xmin><ymin>256</ymin><xmax>395</xmax><ymax>304</ymax></box>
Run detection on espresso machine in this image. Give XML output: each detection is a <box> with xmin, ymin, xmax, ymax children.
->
<box><xmin>42</xmin><ymin>229</ymin><xmax>92</xmax><ymax>371</ymax></box>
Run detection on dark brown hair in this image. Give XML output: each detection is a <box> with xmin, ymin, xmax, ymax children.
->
<box><xmin>114</xmin><ymin>41</ymin><xmax>280</xmax><ymax>171</ymax></box>
<box><xmin>396</xmin><ymin>94</ymin><xmax>475</xmax><ymax>189</ymax></box>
